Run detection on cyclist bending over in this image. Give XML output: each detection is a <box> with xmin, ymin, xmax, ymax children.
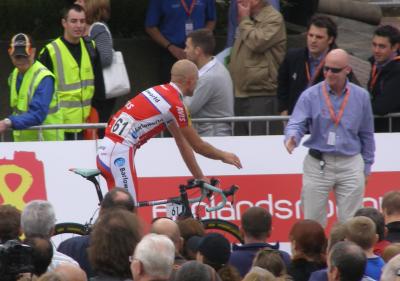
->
<box><xmin>97</xmin><ymin>59</ymin><xmax>242</xmax><ymax>203</ymax></box>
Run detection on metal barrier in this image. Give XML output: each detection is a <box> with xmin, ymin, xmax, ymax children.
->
<box><xmin>1</xmin><ymin>113</ymin><xmax>400</xmax><ymax>141</ymax></box>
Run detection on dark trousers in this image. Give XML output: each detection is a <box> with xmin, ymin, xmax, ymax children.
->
<box><xmin>159</xmin><ymin>47</ymin><xmax>177</xmax><ymax>84</ymax></box>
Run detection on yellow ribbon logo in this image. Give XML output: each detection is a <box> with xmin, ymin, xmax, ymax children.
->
<box><xmin>0</xmin><ymin>164</ymin><xmax>32</xmax><ymax>208</ymax></box>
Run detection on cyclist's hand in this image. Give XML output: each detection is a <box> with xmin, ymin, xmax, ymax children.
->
<box><xmin>222</xmin><ymin>152</ymin><xmax>242</xmax><ymax>169</ymax></box>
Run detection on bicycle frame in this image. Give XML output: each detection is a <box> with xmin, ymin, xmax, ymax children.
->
<box><xmin>69</xmin><ymin>168</ymin><xmax>239</xmax><ymax>217</ymax></box>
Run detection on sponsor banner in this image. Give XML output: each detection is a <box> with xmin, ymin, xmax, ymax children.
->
<box><xmin>0</xmin><ymin>134</ymin><xmax>399</xmax><ymax>241</ymax></box>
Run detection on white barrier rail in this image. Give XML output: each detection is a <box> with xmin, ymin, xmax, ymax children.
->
<box><xmin>1</xmin><ymin>113</ymin><xmax>400</xmax><ymax>141</ymax></box>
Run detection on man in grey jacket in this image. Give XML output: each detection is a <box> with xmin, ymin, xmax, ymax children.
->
<box><xmin>184</xmin><ymin>28</ymin><xmax>234</xmax><ymax>136</ymax></box>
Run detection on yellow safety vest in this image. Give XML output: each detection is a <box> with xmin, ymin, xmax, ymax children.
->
<box><xmin>44</xmin><ymin>37</ymin><xmax>94</xmax><ymax>132</ymax></box>
<box><xmin>9</xmin><ymin>61</ymin><xmax>64</xmax><ymax>141</ymax></box>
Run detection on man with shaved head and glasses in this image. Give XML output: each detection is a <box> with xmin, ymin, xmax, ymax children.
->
<box><xmin>284</xmin><ymin>49</ymin><xmax>375</xmax><ymax>227</ymax></box>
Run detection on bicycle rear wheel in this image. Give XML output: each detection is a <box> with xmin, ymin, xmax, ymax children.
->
<box><xmin>201</xmin><ymin>219</ymin><xmax>243</xmax><ymax>244</ymax></box>
<box><xmin>52</xmin><ymin>222</ymin><xmax>89</xmax><ymax>248</ymax></box>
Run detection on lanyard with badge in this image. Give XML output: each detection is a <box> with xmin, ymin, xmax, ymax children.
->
<box><xmin>322</xmin><ymin>82</ymin><xmax>350</xmax><ymax>146</ymax></box>
<box><xmin>181</xmin><ymin>0</ymin><xmax>196</xmax><ymax>36</ymax></box>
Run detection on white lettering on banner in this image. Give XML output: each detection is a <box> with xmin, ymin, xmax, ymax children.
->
<box><xmin>152</xmin><ymin>195</ymin><xmax>384</xmax><ymax>221</ymax></box>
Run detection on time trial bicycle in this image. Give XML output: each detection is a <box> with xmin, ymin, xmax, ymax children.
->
<box><xmin>53</xmin><ymin>168</ymin><xmax>243</xmax><ymax>243</ymax></box>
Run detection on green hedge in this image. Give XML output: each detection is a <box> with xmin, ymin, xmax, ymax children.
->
<box><xmin>0</xmin><ymin>0</ymin><xmax>229</xmax><ymax>41</ymax></box>
<box><xmin>0</xmin><ymin>0</ymin><xmax>306</xmax><ymax>41</ymax></box>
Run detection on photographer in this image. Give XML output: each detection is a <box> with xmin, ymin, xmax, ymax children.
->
<box><xmin>0</xmin><ymin>239</ymin><xmax>35</xmax><ymax>281</ymax></box>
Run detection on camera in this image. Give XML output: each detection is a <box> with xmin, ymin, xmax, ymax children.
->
<box><xmin>0</xmin><ymin>240</ymin><xmax>34</xmax><ymax>281</ymax></box>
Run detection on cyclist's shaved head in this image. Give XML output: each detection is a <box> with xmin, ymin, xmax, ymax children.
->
<box><xmin>151</xmin><ymin>218</ymin><xmax>182</xmax><ymax>253</ymax></box>
<box><xmin>171</xmin><ymin>59</ymin><xmax>198</xmax><ymax>97</ymax></box>
<box><xmin>101</xmin><ymin>187</ymin><xmax>135</xmax><ymax>213</ymax></box>
<box><xmin>171</xmin><ymin>59</ymin><xmax>198</xmax><ymax>82</ymax></box>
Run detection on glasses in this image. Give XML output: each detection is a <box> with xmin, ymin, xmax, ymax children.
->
<box><xmin>323</xmin><ymin>66</ymin><xmax>347</xmax><ymax>74</ymax></box>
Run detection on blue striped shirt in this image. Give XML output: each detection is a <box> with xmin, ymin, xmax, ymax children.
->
<box><xmin>285</xmin><ymin>80</ymin><xmax>375</xmax><ymax>175</ymax></box>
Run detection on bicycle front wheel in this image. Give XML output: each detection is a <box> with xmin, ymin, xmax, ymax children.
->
<box><xmin>201</xmin><ymin>219</ymin><xmax>243</xmax><ymax>244</ymax></box>
<box><xmin>52</xmin><ymin>222</ymin><xmax>89</xmax><ymax>248</ymax></box>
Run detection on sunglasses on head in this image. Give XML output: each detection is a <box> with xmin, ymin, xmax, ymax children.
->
<box><xmin>323</xmin><ymin>66</ymin><xmax>347</xmax><ymax>74</ymax></box>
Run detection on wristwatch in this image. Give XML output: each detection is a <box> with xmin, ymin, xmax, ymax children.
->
<box><xmin>3</xmin><ymin>118</ymin><xmax>12</xmax><ymax>128</ymax></box>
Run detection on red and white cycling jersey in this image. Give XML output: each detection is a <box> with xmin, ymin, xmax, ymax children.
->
<box><xmin>105</xmin><ymin>83</ymin><xmax>191</xmax><ymax>148</ymax></box>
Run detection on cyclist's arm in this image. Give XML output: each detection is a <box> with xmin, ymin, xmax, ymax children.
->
<box><xmin>179</xmin><ymin>126</ymin><xmax>242</xmax><ymax>169</ymax></box>
<box><xmin>168</xmin><ymin>122</ymin><xmax>206</xmax><ymax>180</ymax></box>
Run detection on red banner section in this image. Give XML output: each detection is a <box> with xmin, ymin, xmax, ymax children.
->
<box><xmin>137</xmin><ymin>171</ymin><xmax>400</xmax><ymax>241</ymax></box>
<box><xmin>0</xmin><ymin>151</ymin><xmax>47</xmax><ymax>210</ymax></box>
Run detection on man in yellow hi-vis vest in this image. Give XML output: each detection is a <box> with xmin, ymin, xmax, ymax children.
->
<box><xmin>0</xmin><ymin>33</ymin><xmax>64</xmax><ymax>141</ymax></box>
<box><xmin>39</xmin><ymin>4</ymin><xmax>95</xmax><ymax>140</ymax></box>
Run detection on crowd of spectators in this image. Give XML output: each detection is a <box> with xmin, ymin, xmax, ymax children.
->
<box><xmin>2</xmin><ymin>0</ymin><xmax>400</xmax><ymax>142</ymax></box>
<box><xmin>1</xmin><ymin>190</ymin><xmax>400</xmax><ymax>281</ymax></box>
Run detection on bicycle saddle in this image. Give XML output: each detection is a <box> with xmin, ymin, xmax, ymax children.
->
<box><xmin>69</xmin><ymin>168</ymin><xmax>101</xmax><ymax>178</ymax></box>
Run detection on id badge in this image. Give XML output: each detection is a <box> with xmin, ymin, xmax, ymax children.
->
<box><xmin>185</xmin><ymin>19</ymin><xmax>194</xmax><ymax>36</ymax></box>
<box><xmin>327</xmin><ymin>131</ymin><xmax>336</xmax><ymax>146</ymax></box>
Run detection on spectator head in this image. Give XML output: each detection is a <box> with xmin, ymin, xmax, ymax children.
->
<box><xmin>381</xmin><ymin>253</ymin><xmax>400</xmax><ymax>281</ymax></box>
<box><xmin>23</xmin><ymin>237</ymin><xmax>53</xmax><ymax>276</ymax></box>
<box><xmin>382</xmin><ymin>191</ymin><xmax>400</xmax><ymax>222</ymax></box>
<box><xmin>100</xmin><ymin>187</ymin><xmax>136</xmax><ymax>214</ymax></box>
<box><xmin>383</xmin><ymin>243</ymin><xmax>400</xmax><ymax>263</ymax></box>
<box><xmin>21</xmin><ymin>200</ymin><xmax>56</xmax><ymax>239</ymax></box>
<box><xmin>174</xmin><ymin>261</ymin><xmax>213</xmax><ymax>281</ymax></box>
<box><xmin>307</xmin><ymin>15</ymin><xmax>337</xmax><ymax>52</ymax></box>
<box><xmin>252</xmin><ymin>248</ymin><xmax>286</xmax><ymax>277</ymax></box>
<box><xmin>196</xmin><ymin>233</ymin><xmax>231</xmax><ymax>271</ymax></box>
<box><xmin>354</xmin><ymin>207</ymin><xmax>386</xmax><ymax>242</ymax></box>
<box><xmin>84</xmin><ymin>0</ymin><xmax>110</xmax><ymax>25</ymax></box>
<box><xmin>372</xmin><ymin>25</ymin><xmax>400</xmax><ymax>64</ymax></box>
<box><xmin>131</xmin><ymin>233</ymin><xmax>175</xmax><ymax>280</ymax></box>
<box><xmin>374</xmin><ymin>25</ymin><xmax>400</xmax><ymax>47</ymax></box>
<box><xmin>185</xmin><ymin>28</ymin><xmax>215</xmax><ymax>64</ymax></box>
<box><xmin>61</xmin><ymin>4</ymin><xmax>86</xmax><ymax>43</ymax></box>
<box><xmin>328</xmin><ymin>241</ymin><xmax>366</xmax><ymax>281</ymax></box>
<box><xmin>151</xmin><ymin>218</ymin><xmax>183</xmax><ymax>254</ymax></box>
<box><xmin>242</xmin><ymin>266</ymin><xmax>276</xmax><ymax>281</ymax></box>
<box><xmin>249</xmin><ymin>0</ymin><xmax>268</xmax><ymax>15</ymax></box>
<box><xmin>8</xmin><ymin>33</ymin><xmax>36</xmax><ymax>73</ymax></box>
<box><xmin>177</xmin><ymin>218</ymin><xmax>205</xmax><ymax>259</ymax></box>
<box><xmin>324</xmin><ymin>49</ymin><xmax>351</xmax><ymax>91</ymax></box>
<box><xmin>289</xmin><ymin>219</ymin><xmax>327</xmax><ymax>263</ymax></box>
<box><xmin>88</xmin><ymin>209</ymin><xmax>141</xmax><ymax>279</ymax></box>
<box><xmin>185</xmin><ymin>235</ymin><xmax>202</xmax><ymax>260</ymax></box>
<box><xmin>327</xmin><ymin>223</ymin><xmax>346</xmax><ymax>252</ymax></box>
<box><xmin>54</xmin><ymin>264</ymin><xmax>87</xmax><ymax>281</ymax></box>
<box><xmin>0</xmin><ymin>204</ymin><xmax>21</xmax><ymax>243</ymax></box>
<box><xmin>171</xmin><ymin>59</ymin><xmax>199</xmax><ymax>97</ymax></box>
<box><xmin>344</xmin><ymin>216</ymin><xmax>377</xmax><ymax>251</ymax></box>
<box><xmin>241</xmin><ymin>207</ymin><xmax>272</xmax><ymax>241</ymax></box>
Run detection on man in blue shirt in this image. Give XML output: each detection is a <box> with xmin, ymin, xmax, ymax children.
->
<box><xmin>145</xmin><ymin>0</ymin><xmax>216</xmax><ymax>84</ymax></box>
<box><xmin>284</xmin><ymin>49</ymin><xmax>375</xmax><ymax>227</ymax></box>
